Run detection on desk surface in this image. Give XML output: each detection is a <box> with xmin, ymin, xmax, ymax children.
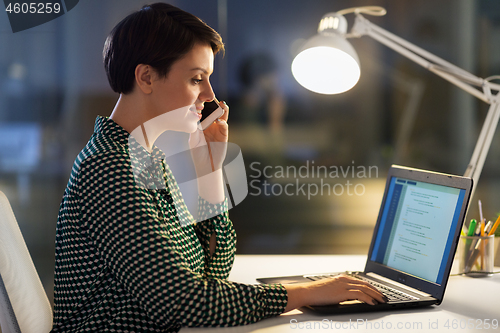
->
<box><xmin>182</xmin><ymin>255</ymin><xmax>500</xmax><ymax>333</ymax></box>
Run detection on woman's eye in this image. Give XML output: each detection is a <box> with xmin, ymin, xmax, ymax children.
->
<box><xmin>192</xmin><ymin>78</ymin><xmax>203</xmax><ymax>84</ymax></box>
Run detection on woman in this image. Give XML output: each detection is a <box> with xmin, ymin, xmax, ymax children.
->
<box><xmin>52</xmin><ymin>3</ymin><xmax>385</xmax><ymax>332</ymax></box>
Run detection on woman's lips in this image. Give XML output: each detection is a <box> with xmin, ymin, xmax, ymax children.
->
<box><xmin>188</xmin><ymin>105</ymin><xmax>203</xmax><ymax>120</ymax></box>
<box><xmin>191</xmin><ymin>111</ymin><xmax>202</xmax><ymax>120</ymax></box>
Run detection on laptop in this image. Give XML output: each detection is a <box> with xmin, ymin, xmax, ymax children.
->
<box><xmin>258</xmin><ymin>165</ymin><xmax>473</xmax><ymax>313</ymax></box>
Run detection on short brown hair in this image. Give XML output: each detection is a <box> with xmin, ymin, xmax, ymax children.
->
<box><xmin>103</xmin><ymin>3</ymin><xmax>224</xmax><ymax>94</ymax></box>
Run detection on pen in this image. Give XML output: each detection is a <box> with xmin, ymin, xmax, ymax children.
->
<box><xmin>463</xmin><ymin>219</ymin><xmax>477</xmax><ymax>271</ymax></box>
<box><xmin>485</xmin><ymin>221</ymin><xmax>492</xmax><ymax>234</ymax></box>
<box><xmin>487</xmin><ymin>215</ymin><xmax>500</xmax><ymax>236</ymax></box>
<box><xmin>465</xmin><ymin>216</ymin><xmax>498</xmax><ymax>273</ymax></box>
<box><xmin>479</xmin><ymin>200</ymin><xmax>484</xmax><ymax>225</ymax></box>
<box><xmin>478</xmin><ymin>200</ymin><xmax>485</xmax><ymax>237</ymax></box>
<box><xmin>480</xmin><ymin>220</ymin><xmax>485</xmax><ymax>269</ymax></box>
<box><xmin>462</xmin><ymin>220</ymin><xmax>469</xmax><ymax>236</ymax></box>
<box><xmin>465</xmin><ymin>237</ymin><xmax>486</xmax><ymax>272</ymax></box>
<box><xmin>463</xmin><ymin>219</ymin><xmax>482</xmax><ymax>272</ymax></box>
<box><xmin>484</xmin><ymin>221</ymin><xmax>492</xmax><ymax>235</ymax></box>
<box><xmin>466</xmin><ymin>219</ymin><xmax>477</xmax><ymax>251</ymax></box>
<box><xmin>467</xmin><ymin>219</ymin><xmax>477</xmax><ymax>236</ymax></box>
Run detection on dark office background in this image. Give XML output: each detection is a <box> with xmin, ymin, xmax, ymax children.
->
<box><xmin>0</xmin><ymin>0</ymin><xmax>499</xmax><ymax>306</ymax></box>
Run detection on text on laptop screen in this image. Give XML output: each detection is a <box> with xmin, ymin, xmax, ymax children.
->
<box><xmin>370</xmin><ymin>177</ymin><xmax>466</xmax><ymax>284</ymax></box>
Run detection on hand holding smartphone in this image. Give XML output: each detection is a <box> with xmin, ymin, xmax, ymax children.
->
<box><xmin>200</xmin><ymin>97</ymin><xmax>225</xmax><ymax>130</ymax></box>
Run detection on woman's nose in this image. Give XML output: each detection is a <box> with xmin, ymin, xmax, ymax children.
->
<box><xmin>200</xmin><ymin>82</ymin><xmax>215</xmax><ymax>102</ymax></box>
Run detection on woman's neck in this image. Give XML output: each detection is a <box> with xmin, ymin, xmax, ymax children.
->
<box><xmin>110</xmin><ymin>94</ymin><xmax>159</xmax><ymax>152</ymax></box>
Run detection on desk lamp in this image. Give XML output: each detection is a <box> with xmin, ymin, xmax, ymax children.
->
<box><xmin>292</xmin><ymin>6</ymin><xmax>500</xmax><ymax>199</ymax></box>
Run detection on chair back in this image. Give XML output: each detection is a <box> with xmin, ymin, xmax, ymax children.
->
<box><xmin>0</xmin><ymin>191</ymin><xmax>52</xmax><ymax>333</ymax></box>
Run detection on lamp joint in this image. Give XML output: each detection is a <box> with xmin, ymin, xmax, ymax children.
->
<box><xmin>318</xmin><ymin>12</ymin><xmax>347</xmax><ymax>35</ymax></box>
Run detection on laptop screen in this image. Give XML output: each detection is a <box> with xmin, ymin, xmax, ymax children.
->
<box><xmin>370</xmin><ymin>176</ymin><xmax>466</xmax><ymax>284</ymax></box>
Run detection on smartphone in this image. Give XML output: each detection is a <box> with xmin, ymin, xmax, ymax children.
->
<box><xmin>200</xmin><ymin>98</ymin><xmax>225</xmax><ymax>130</ymax></box>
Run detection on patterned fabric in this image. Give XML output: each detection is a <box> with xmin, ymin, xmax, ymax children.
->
<box><xmin>51</xmin><ymin>116</ymin><xmax>287</xmax><ymax>332</ymax></box>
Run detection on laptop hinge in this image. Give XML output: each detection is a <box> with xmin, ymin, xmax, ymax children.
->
<box><xmin>366</xmin><ymin>272</ymin><xmax>432</xmax><ymax>297</ymax></box>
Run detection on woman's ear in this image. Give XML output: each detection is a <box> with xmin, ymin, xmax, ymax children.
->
<box><xmin>134</xmin><ymin>64</ymin><xmax>153</xmax><ymax>94</ymax></box>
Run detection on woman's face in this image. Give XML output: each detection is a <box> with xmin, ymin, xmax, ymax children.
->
<box><xmin>148</xmin><ymin>42</ymin><xmax>215</xmax><ymax>133</ymax></box>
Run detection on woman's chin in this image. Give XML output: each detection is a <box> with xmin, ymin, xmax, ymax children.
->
<box><xmin>187</xmin><ymin>124</ymin><xmax>200</xmax><ymax>134</ymax></box>
<box><xmin>170</xmin><ymin>122</ymin><xmax>200</xmax><ymax>134</ymax></box>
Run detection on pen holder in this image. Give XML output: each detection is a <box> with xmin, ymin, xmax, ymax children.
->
<box><xmin>457</xmin><ymin>235</ymin><xmax>494</xmax><ymax>277</ymax></box>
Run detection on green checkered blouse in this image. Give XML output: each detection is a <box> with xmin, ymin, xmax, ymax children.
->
<box><xmin>51</xmin><ymin>116</ymin><xmax>287</xmax><ymax>332</ymax></box>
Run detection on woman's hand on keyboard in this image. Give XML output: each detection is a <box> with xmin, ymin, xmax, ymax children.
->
<box><xmin>283</xmin><ymin>274</ymin><xmax>386</xmax><ymax>312</ymax></box>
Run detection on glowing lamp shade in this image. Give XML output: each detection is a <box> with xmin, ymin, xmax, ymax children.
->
<box><xmin>292</xmin><ymin>34</ymin><xmax>361</xmax><ymax>94</ymax></box>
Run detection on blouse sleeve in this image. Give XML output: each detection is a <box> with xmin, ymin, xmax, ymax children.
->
<box><xmin>78</xmin><ymin>152</ymin><xmax>287</xmax><ymax>328</ymax></box>
<box><xmin>193</xmin><ymin>197</ymin><xmax>236</xmax><ymax>279</ymax></box>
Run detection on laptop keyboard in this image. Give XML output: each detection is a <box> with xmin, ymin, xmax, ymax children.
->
<box><xmin>306</xmin><ymin>273</ymin><xmax>418</xmax><ymax>302</ymax></box>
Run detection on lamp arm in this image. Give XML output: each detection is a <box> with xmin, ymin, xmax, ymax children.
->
<box><xmin>464</xmin><ymin>99</ymin><xmax>500</xmax><ymax>182</ymax></box>
<box><xmin>351</xmin><ymin>15</ymin><xmax>479</xmax><ymax>81</ymax></box>
<box><xmin>348</xmin><ymin>12</ymin><xmax>500</xmax><ymax>198</ymax></box>
<box><xmin>349</xmin><ymin>14</ymin><xmax>500</xmax><ymax>103</ymax></box>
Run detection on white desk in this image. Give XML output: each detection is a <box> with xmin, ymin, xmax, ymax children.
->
<box><xmin>182</xmin><ymin>255</ymin><xmax>500</xmax><ymax>333</ymax></box>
